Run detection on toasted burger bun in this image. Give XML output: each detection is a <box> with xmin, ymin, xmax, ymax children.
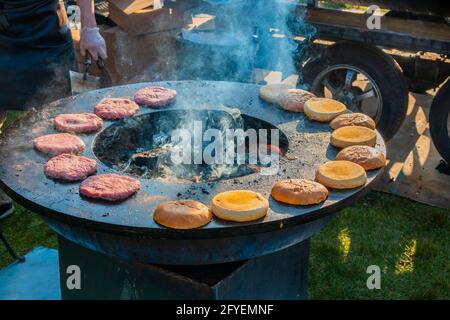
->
<box><xmin>271</xmin><ymin>179</ymin><xmax>328</xmax><ymax>205</ymax></box>
<box><xmin>336</xmin><ymin>145</ymin><xmax>386</xmax><ymax>171</ymax></box>
<box><xmin>329</xmin><ymin>113</ymin><xmax>376</xmax><ymax>130</ymax></box>
<box><xmin>277</xmin><ymin>89</ymin><xmax>315</xmax><ymax>112</ymax></box>
<box><xmin>211</xmin><ymin>190</ymin><xmax>269</xmax><ymax>222</ymax></box>
<box><xmin>154</xmin><ymin>200</ymin><xmax>212</xmax><ymax>229</ymax></box>
<box><xmin>304</xmin><ymin>98</ymin><xmax>347</xmax><ymax>122</ymax></box>
<box><xmin>331</xmin><ymin>126</ymin><xmax>377</xmax><ymax>148</ymax></box>
<box><xmin>316</xmin><ymin>160</ymin><xmax>367</xmax><ymax>189</ymax></box>
<box><xmin>259</xmin><ymin>83</ymin><xmax>294</xmax><ymax>104</ymax></box>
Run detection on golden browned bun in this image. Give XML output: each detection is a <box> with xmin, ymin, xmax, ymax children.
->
<box><xmin>331</xmin><ymin>126</ymin><xmax>377</xmax><ymax>148</ymax></box>
<box><xmin>336</xmin><ymin>145</ymin><xmax>386</xmax><ymax>171</ymax></box>
<box><xmin>211</xmin><ymin>190</ymin><xmax>269</xmax><ymax>222</ymax></box>
<box><xmin>304</xmin><ymin>98</ymin><xmax>347</xmax><ymax>122</ymax></box>
<box><xmin>271</xmin><ymin>179</ymin><xmax>328</xmax><ymax>205</ymax></box>
<box><xmin>316</xmin><ymin>160</ymin><xmax>367</xmax><ymax>189</ymax></box>
<box><xmin>154</xmin><ymin>200</ymin><xmax>212</xmax><ymax>229</ymax></box>
<box><xmin>277</xmin><ymin>89</ymin><xmax>316</xmax><ymax>112</ymax></box>
<box><xmin>259</xmin><ymin>83</ymin><xmax>294</xmax><ymax>104</ymax></box>
<box><xmin>329</xmin><ymin>113</ymin><xmax>376</xmax><ymax>130</ymax></box>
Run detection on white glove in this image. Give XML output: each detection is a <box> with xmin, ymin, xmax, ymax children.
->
<box><xmin>79</xmin><ymin>27</ymin><xmax>107</xmax><ymax>61</ymax></box>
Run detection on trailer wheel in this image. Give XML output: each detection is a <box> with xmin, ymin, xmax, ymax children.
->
<box><xmin>299</xmin><ymin>42</ymin><xmax>409</xmax><ymax>140</ymax></box>
<box><xmin>429</xmin><ymin>78</ymin><xmax>450</xmax><ymax>164</ymax></box>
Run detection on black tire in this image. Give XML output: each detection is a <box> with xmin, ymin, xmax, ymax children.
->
<box><xmin>299</xmin><ymin>42</ymin><xmax>409</xmax><ymax>140</ymax></box>
<box><xmin>429</xmin><ymin>78</ymin><xmax>450</xmax><ymax>164</ymax></box>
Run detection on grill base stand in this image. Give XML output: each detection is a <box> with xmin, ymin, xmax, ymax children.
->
<box><xmin>58</xmin><ymin>236</ymin><xmax>309</xmax><ymax>300</ymax></box>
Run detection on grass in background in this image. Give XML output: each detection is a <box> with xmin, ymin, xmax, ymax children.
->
<box><xmin>1</xmin><ymin>192</ymin><xmax>449</xmax><ymax>299</ymax></box>
<box><xmin>309</xmin><ymin>192</ymin><xmax>450</xmax><ymax>299</ymax></box>
<box><xmin>2</xmin><ymin>111</ymin><xmax>27</xmax><ymax>129</ymax></box>
<box><xmin>0</xmin><ymin>203</ymin><xmax>57</xmax><ymax>266</ymax></box>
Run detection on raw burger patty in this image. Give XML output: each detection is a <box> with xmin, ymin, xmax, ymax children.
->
<box><xmin>134</xmin><ymin>86</ymin><xmax>177</xmax><ymax>107</ymax></box>
<box><xmin>44</xmin><ymin>154</ymin><xmax>97</xmax><ymax>181</ymax></box>
<box><xmin>54</xmin><ymin>113</ymin><xmax>103</xmax><ymax>133</ymax></box>
<box><xmin>94</xmin><ymin>98</ymin><xmax>139</xmax><ymax>120</ymax></box>
<box><xmin>80</xmin><ymin>174</ymin><xmax>141</xmax><ymax>201</ymax></box>
<box><xmin>34</xmin><ymin>133</ymin><xmax>85</xmax><ymax>155</ymax></box>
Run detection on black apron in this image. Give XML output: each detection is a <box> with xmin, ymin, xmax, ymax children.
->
<box><xmin>0</xmin><ymin>0</ymin><xmax>75</xmax><ymax>110</ymax></box>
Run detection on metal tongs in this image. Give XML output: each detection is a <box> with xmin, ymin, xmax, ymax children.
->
<box><xmin>70</xmin><ymin>52</ymin><xmax>104</xmax><ymax>95</ymax></box>
<box><xmin>83</xmin><ymin>52</ymin><xmax>105</xmax><ymax>80</ymax></box>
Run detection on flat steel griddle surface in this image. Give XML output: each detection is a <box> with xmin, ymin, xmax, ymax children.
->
<box><xmin>0</xmin><ymin>81</ymin><xmax>385</xmax><ymax>240</ymax></box>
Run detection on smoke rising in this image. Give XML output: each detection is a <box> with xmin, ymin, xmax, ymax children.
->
<box><xmin>163</xmin><ymin>0</ymin><xmax>312</xmax><ymax>181</ymax></box>
<box><xmin>179</xmin><ymin>0</ymin><xmax>309</xmax><ymax>83</ymax></box>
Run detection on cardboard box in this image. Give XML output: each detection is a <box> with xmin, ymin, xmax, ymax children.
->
<box><xmin>186</xmin><ymin>13</ymin><xmax>216</xmax><ymax>31</ymax></box>
<box><xmin>108</xmin><ymin>0</ymin><xmax>187</xmax><ymax>36</ymax></box>
<box><xmin>101</xmin><ymin>26</ymin><xmax>178</xmax><ymax>85</ymax></box>
<box><xmin>109</xmin><ymin>0</ymin><xmax>153</xmax><ymax>13</ymax></box>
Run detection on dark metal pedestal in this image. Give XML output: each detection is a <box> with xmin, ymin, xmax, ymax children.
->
<box><xmin>58</xmin><ymin>236</ymin><xmax>309</xmax><ymax>300</ymax></box>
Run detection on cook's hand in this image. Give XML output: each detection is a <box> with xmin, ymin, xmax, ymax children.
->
<box><xmin>79</xmin><ymin>27</ymin><xmax>107</xmax><ymax>61</ymax></box>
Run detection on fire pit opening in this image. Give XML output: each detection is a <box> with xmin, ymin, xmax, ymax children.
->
<box><xmin>93</xmin><ymin>109</ymin><xmax>289</xmax><ymax>182</ymax></box>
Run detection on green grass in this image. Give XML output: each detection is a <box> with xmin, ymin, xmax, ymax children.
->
<box><xmin>309</xmin><ymin>192</ymin><xmax>450</xmax><ymax>299</ymax></box>
<box><xmin>0</xmin><ymin>203</ymin><xmax>57</xmax><ymax>266</ymax></box>
<box><xmin>2</xmin><ymin>110</ymin><xmax>27</xmax><ymax>128</ymax></box>
<box><xmin>1</xmin><ymin>192</ymin><xmax>449</xmax><ymax>299</ymax></box>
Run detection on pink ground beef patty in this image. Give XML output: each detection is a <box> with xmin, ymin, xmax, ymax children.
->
<box><xmin>44</xmin><ymin>154</ymin><xmax>97</xmax><ymax>181</ymax></box>
<box><xmin>33</xmin><ymin>133</ymin><xmax>85</xmax><ymax>155</ymax></box>
<box><xmin>80</xmin><ymin>174</ymin><xmax>141</xmax><ymax>202</ymax></box>
<box><xmin>54</xmin><ymin>113</ymin><xmax>103</xmax><ymax>133</ymax></box>
<box><xmin>134</xmin><ymin>86</ymin><xmax>177</xmax><ymax>108</ymax></box>
<box><xmin>94</xmin><ymin>98</ymin><xmax>139</xmax><ymax>120</ymax></box>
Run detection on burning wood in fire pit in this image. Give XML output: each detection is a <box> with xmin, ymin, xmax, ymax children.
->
<box><xmin>93</xmin><ymin>108</ymin><xmax>288</xmax><ymax>183</ymax></box>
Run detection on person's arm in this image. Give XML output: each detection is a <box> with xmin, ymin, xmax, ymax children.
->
<box><xmin>77</xmin><ymin>0</ymin><xmax>107</xmax><ymax>60</ymax></box>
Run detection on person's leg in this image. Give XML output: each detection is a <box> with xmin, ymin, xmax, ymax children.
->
<box><xmin>0</xmin><ymin>111</ymin><xmax>14</xmax><ymax>218</ymax></box>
